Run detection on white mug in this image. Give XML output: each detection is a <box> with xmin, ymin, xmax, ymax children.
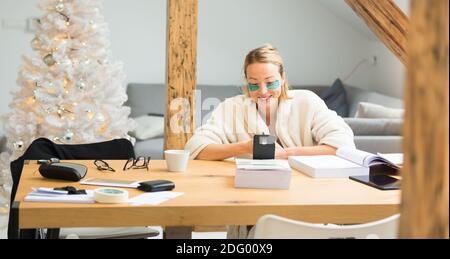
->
<box><xmin>164</xmin><ymin>150</ymin><xmax>190</xmax><ymax>172</ymax></box>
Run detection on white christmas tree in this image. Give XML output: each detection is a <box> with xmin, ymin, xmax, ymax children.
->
<box><xmin>0</xmin><ymin>0</ymin><xmax>135</xmax><ymax>222</ymax></box>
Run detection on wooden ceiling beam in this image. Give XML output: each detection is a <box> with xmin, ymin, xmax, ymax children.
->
<box><xmin>346</xmin><ymin>0</ymin><xmax>409</xmax><ymax>65</ymax></box>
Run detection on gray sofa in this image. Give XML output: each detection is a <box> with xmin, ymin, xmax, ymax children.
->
<box><xmin>125</xmin><ymin>83</ymin><xmax>403</xmax><ymax>159</ymax></box>
<box><xmin>295</xmin><ymin>85</ymin><xmax>403</xmax><ymax>154</ymax></box>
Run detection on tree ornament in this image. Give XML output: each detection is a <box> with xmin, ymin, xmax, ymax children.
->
<box><xmin>76</xmin><ymin>80</ymin><xmax>87</xmax><ymax>91</ymax></box>
<box><xmin>86</xmin><ymin>110</ymin><xmax>94</xmax><ymax>120</ymax></box>
<box><xmin>13</xmin><ymin>140</ymin><xmax>24</xmax><ymax>151</ymax></box>
<box><xmin>43</xmin><ymin>54</ymin><xmax>56</xmax><ymax>66</ymax></box>
<box><xmin>55</xmin><ymin>2</ymin><xmax>65</xmax><ymax>13</ymax></box>
<box><xmin>89</xmin><ymin>20</ymin><xmax>97</xmax><ymax>30</ymax></box>
<box><xmin>31</xmin><ymin>37</ymin><xmax>41</xmax><ymax>51</ymax></box>
<box><xmin>63</xmin><ymin>76</ymin><xmax>70</xmax><ymax>88</ymax></box>
<box><xmin>62</xmin><ymin>130</ymin><xmax>74</xmax><ymax>142</ymax></box>
<box><xmin>96</xmin><ymin>113</ymin><xmax>105</xmax><ymax>122</ymax></box>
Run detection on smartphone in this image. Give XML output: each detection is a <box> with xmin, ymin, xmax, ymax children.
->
<box><xmin>349</xmin><ymin>175</ymin><xmax>400</xmax><ymax>190</ymax></box>
<box><xmin>253</xmin><ymin>134</ymin><xmax>276</xmax><ymax>160</ymax></box>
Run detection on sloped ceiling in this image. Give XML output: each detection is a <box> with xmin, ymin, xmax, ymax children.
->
<box><xmin>316</xmin><ymin>0</ymin><xmax>409</xmax><ymax>42</ymax></box>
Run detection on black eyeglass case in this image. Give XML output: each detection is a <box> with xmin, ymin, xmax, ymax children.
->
<box><xmin>138</xmin><ymin>180</ymin><xmax>175</xmax><ymax>192</ymax></box>
<box><xmin>39</xmin><ymin>162</ymin><xmax>87</xmax><ymax>182</ymax></box>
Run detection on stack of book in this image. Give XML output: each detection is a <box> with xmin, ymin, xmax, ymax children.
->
<box><xmin>235</xmin><ymin>159</ymin><xmax>292</xmax><ymax>189</ymax></box>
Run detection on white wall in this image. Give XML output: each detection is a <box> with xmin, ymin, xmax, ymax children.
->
<box><xmin>395</xmin><ymin>0</ymin><xmax>410</xmax><ymax>15</ymax></box>
<box><xmin>0</xmin><ymin>1</ymin><xmax>37</xmax><ymax>120</ymax></box>
<box><xmin>369</xmin><ymin>0</ymin><xmax>408</xmax><ymax>98</ymax></box>
<box><xmin>369</xmin><ymin>42</ymin><xmax>405</xmax><ymax>98</ymax></box>
<box><xmin>0</xmin><ymin>0</ymin><xmax>406</xmax><ymax>121</ymax></box>
<box><xmin>198</xmin><ymin>0</ymin><xmax>372</xmax><ymax>89</ymax></box>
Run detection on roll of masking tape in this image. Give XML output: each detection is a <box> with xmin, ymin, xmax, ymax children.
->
<box><xmin>94</xmin><ymin>188</ymin><xmax>129</xmax><ymax>204</ymax></box>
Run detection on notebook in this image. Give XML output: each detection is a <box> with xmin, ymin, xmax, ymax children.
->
<box><xmin>288</xmin><ymin>147</ymin><xmax>403</xmax><ymax>179</ymax></box>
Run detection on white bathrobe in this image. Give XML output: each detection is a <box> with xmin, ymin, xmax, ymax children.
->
<box><xmin>185</xmin><ymin>90</ymin><xmax>355</xmax><ymax>159</ymax></box>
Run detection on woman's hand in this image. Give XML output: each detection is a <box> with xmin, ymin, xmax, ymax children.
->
<box><xmin>240</xmin><ymin>139</ymin><xmax>253</xmax><ymax>155</ymax></box>
<box><xmin>275</xmin><ymin>143</ymin><xmax>289</xmax><ymax>160</ymax></box>
<box><xmin>243</xmin><ymin>140</ymin><xmax>290</xmax><ymax>159</ymax></box>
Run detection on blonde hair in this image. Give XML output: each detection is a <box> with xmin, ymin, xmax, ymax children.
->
<box><xmin>243</xmin><ymin>44</ymin><xmax>291</xmax><ymax>100</ymax></box>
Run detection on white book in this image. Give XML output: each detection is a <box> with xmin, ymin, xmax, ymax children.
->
<box><xmin>235</xmin><ymin>159</ymin><xmax>292</xmax><ymax>189</ymax></box>
<box><xmin>288</xmin><ymin>147</ymin><xmax>403</xmax><ymax>179</ymax></box>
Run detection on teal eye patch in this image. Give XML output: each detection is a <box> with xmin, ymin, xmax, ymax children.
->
<box><xmin>267</xmin><ymin>80</ymin><xmax>281</xmax><ymax>90</ymax></box>
<box><xmin>248</xmin><ymin>84</ymin><xmax>260</xmax><ymax>92</ymax></box>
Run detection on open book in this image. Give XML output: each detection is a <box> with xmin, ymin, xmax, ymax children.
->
<box><xmin>288</xmin><ymin>147</ymin><xmax>403</xmax><ymax>179</ymax></box>
<box><xmin>336</xmin><ymin>147</ymin><xmax>403</xmax><ymax>170</ymax></box>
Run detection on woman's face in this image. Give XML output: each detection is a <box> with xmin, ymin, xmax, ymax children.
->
<box><xmin>246</xmin><ymin>62</ymin><xmax>284</xmax><ymax>103</ymax></box>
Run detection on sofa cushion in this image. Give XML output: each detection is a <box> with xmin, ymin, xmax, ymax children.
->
<box><xmin>355</xmin><ymin>102</ymin><xmax>404</xmax><ymax>119</ymax></box>
<box><xmin>345</xmin><ymin>86</ymin><xmax>404</xmax><ymax>117</ymax></box>
<box><xmin>319</xmin><ymin>79</ymin><xmax>349</xmax><ymax>117</ymax></box>
<box><xmin>125</xmin><ymin>84</ymin><xmax>166</xmax><ymax>118</ymax></box>
<box><xmin>344</xmin><ymin>118</ymin><xmax>403</xmax><ymax>136</ymax></box>
<box><xmin>131</xmin><ymin>115</ymin><xmax>165</xmax><ymax>141</ymax></box>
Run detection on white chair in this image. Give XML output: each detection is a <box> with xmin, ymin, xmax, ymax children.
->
<box><xmin>253</xmin><ymin>214</ymin><xmax>400</xmax><ymax>239</ymax></box>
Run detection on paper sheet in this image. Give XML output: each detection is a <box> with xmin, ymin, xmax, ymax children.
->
<box><xmin>129</xmin><ymin>192</ymin><xmax>184</xmax><ymax>206</ymax></box>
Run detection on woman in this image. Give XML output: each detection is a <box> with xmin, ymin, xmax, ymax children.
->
<box><xmin>185</xmin><ymin>44</ymin><xmax>355</xmax><ymax>161</ymax></box>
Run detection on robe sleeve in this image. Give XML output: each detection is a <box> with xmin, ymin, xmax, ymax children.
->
<box><xmin>184</xmin><ymin>102</ymin><xmax>230</xmax><ymax>159</ymax></box>
<box><xmin>310</xmin><ymin>95</ymin><xmax>356</xmax><ymax>149</ymax></box>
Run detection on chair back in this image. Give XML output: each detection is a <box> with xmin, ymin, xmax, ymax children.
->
<box><xmin>10</xmin><ymin>137</ymin><xmax>134</xmax><ymax>197</ymax></box>
<box><xmin>254</xmin><ymin>214</ymin><xmax>400</xmax><ymax>239</ymax></box>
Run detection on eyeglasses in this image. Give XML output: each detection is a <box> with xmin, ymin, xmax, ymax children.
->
<box><xmin>123</xmin><ymin>157</ymin><xmax>151</xmax><ymax>171</ymax></box>
<box><xmin>94</xmin><ymin>160</ymin><xmax>116</xmax><ymax>172</ymax></box>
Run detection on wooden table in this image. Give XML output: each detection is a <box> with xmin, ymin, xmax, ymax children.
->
<box><xmin>11</xmin><ymin>160</ymin><xmax>400</xmax><ymax>238</ymax></box>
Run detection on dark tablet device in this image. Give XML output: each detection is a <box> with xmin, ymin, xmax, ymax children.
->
<box><xmin>350</xmin><ymin>175</ymin><xmax>400</xmax><ymax>190</ymax></box>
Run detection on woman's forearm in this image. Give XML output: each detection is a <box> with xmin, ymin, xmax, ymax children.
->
<box><xmin>196</xmin><ymin>143</ymin><xmax>251</xmax><ymax>161</ymax></box>
<box><xmin>286</xmin><ymin>145</ymin><xmax>337</xmax><ymax>157</ymax></box>
<box><xmin>197</xmin><ymin>143</ymin><xmax>336</xmax><ymax>160</ymax></box>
